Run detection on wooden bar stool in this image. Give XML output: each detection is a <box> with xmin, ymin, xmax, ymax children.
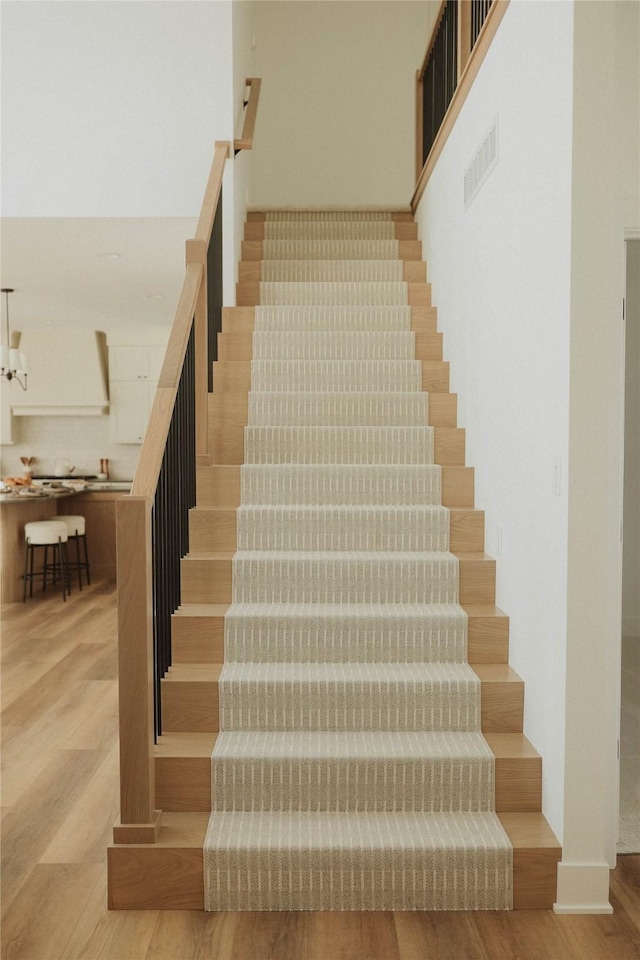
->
<box><xmin>56</xmin><ymin>515</ymin><xmax>91</xmax><ymax>590</ymax></box>
<box><xmin>23</xmin><ymin>520</ymin><xmax>71</xmax><ymax>602</ymax></box>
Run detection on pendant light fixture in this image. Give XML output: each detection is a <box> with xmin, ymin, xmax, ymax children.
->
<box><xmin>0</xmin><ymin>288</ymin><xmax>29</xmax><ymax>390</ymax></box>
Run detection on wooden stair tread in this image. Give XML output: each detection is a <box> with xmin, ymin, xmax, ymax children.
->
<box><xmin>498</xmin><ymin>812</ymin><xmax>560</xmax><ymax>850</ymax></box>
<box><xmin>453</xmin><ymin>551</ymin><xmax>493</xmax><ymax>561</ymax></box>
<box><xmin>164</xmin><ymin>663</ymin><xmax>222</xmax><ymax>682</ymax></box>
<box><xmin>165</xmin><ymin>663</ymin><xmax>516</xmax><ymax>684</ymax></box>
<box><xmin>113</xmin><ymin>810</ymin><xmax>558</xmax><ymax>853</ymax></box>
<box><xmin>154</xmin><ymin>732</ymin><xmax>538</xmax><ymax>761</ymax></box>
<box><xmin>463</xmin><ymin>604</ymin><xmax>508</xmax><ymax>618</ymax></box>
<box><xmin>174</xmin><ymin>604</ymin><xmax>506</xmax><ymax>619</ymax></box>
<box><xmin>174</xmin><ymin>603</ymin><xmax>229</xmax><ymax>618</ymax></box>
<box><xmin>472</xmin><ymin>664</ymin><xmax>522</xmax><ymax>683</ymax></box>
<box><xmin>484</xmin><ymin>732</ymin><xmax>540</xmax><ymax>760</ymax></box>
<box><xmin>185</xmin><ymin>551</ymin><xmax>235</xmax><ymax>560</ymax></box>
<box><xmin>155</xmin><ymin>732</ymin><xmax>217</xmax><ymax>757</ymax></box>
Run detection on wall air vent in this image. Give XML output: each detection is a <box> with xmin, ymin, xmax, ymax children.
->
<box><xmin>464</xmin><ymin>118</ymin><xmax>498</xmax><ymax>210</ymax></box>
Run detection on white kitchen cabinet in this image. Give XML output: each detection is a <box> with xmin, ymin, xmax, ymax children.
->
<box><xmin>109</xmin><ymin>344</ymin><xmax>165</xmax><ymax>444</ymax></box>
<box><xmin>110</xmin><ymin>382</ymin><xmax>155</xmax><ymax>444</ymax></box>
<box><xmin>109</xmin><ymin>345</ymin><xmax>165</xmax><ymax>383</ymax></box>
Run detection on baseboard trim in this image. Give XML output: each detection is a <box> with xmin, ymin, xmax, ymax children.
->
<box><xmin>553</xmin><ymin>861</ymin><xmax>612</xmax><ymax>914</ymax></box>
<box><xmin>553</xmin><ymin>903</ymin><xmax>614</xmax><ymax>915</ymax></box>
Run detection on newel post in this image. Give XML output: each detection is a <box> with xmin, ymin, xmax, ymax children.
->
<box><xmin>186</xmin><ymin>239</ymin><xmax>209</xmax><ymax>463</ymax></box>
<box><xmin>113</xmin><ymin>495</ymin><xmax>161</xmax><ymax>843</ymax></box>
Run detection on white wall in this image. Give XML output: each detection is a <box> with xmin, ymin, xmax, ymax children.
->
<box><xmin>231</xmin><ymin>2</ymin><xmax>257</xmax><ymax>279</ymax></box>
<box><xmin>1</xmin><ymin>0</ymin><xmax>235</xmax><ymax>218</ymax></box>
<box><xmin>559</xmin><ymin>0</ymin><xmax>640</xmax><ymax>911</ymax></box>
<box><xmin>415</xmin><ymin>0</ymin><xmax>640</xmax><ymax>912</ymax></box>
<box><xmin>251</xmin><ymin>0</ymin><xmax>430</xmax><ymax>207</ymax></box>
<box><xmin>623</xmin><ymin>240</ymin><xmax>640</xmax><ymax>640</ymax></box>
<box><xmin>415</xmin><ymin>0</ymin><xmax>574</xmax><ymax>843</ymax></box>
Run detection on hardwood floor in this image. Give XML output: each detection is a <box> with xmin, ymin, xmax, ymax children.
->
<box><xmin>2</xmin><ymin>581</ymin><xmax>639</xmax><ymax>960</ymax></box>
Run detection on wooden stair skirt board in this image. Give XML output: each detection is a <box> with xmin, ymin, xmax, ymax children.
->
<box><xmin>109</xmin><ymin>208</ymin><xmax>562</xmax><ymax>912</ymax></box>
<box><xmin>108</xmin><ymin>811</ymin><xmax>560</xmax><ymax>911</ymax></box>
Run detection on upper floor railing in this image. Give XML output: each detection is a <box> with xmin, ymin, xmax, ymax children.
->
<box><xmin>114</xmin><ymin>79</ymin><xmax>261</xmax><ymax>842</ymax></box>
<box><xmin>413</xmin><ymin>0</ymin><xmax>509</xmax><ymax>210</ymax></box>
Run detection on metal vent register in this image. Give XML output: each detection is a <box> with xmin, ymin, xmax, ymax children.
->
<box><xmin>464</xmin><ymin>119</ymin><xmax>498</xmax><ymax>210</ymax></box>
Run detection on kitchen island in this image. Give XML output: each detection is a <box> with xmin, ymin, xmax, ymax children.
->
<box><xmin>0</xmin><ymin>484</ymin><xmax>130</xmax><ymax>602</ymax></box>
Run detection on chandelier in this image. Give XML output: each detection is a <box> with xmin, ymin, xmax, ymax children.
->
<box><xmin>1</xmin><ymin>288</ymin><xmax>29</xmax><ymax>390</ymax></box>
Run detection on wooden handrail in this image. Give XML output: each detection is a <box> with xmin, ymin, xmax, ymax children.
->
<box><xmin>130</xmin><ymin>263</ymin><xmax>202</xmax><ymax>500</ymax></box>
<box><xmin>195</xmin><ymin>141</ymin><xmax>231</xmax><ymax>247</ymax></box>
<box><xmin>412</xmin><ymin>0</ymin><xmax>509</xmax><ymax>211</ymax></box>
<box><xmin>234</xmin><ymin>77</ymin><xmax>262</xmax><ymax>152</ymax></box>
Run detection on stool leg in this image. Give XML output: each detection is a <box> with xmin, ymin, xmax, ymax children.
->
<box><xmin>74</xmin><ymin>535</ymin><xmax>83</xmax><ymax>591</ymax></box>
<box><xmin>59</xmin><ymin>539</ymin><xmax>67</xmax><ymax>602</ymax></box>
<box><xmin>41</xmin><ymin>545</ymin><xmax>48</xmax><ymax>595</ymax></box>
<box><xmin>82</xmin><ymin>534</ymin><xmax>91</xmax><ymax>586</ymax></box>
<box><xmin>30</xmin><ymin>543</ymin><xmax>36</xmax><ymax>597</ymax></box>
<box><xmin>23</xmin><ymin>542</ymin><xmax>30</xmax><ymax>602</ymax></box>
<box><xmin>62</xmin><ymin>543</ymin><xmax>70</xmax><ymax>596</ymax></box>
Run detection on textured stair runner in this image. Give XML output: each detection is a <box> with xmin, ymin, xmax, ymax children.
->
<box><xmin>204</xmin><ymin>210</ymin><xmax>512</xmax><ymax>911</ymax></box>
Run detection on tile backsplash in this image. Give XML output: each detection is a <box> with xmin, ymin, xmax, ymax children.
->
<box><xmin>0</xmin><ymin>414</ymin><xmax>140</xmax><ymax>480</ymax></box>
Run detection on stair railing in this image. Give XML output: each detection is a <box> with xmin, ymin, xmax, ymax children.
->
<box><xmin>413</xmin><ymin>0</ymin><xmax>509</xmax><ymax>210</ymax></box>
<box><xmin>114</xmin><ymin>79</ymin><xmax>261</xmax><ymax>844</ymax></box>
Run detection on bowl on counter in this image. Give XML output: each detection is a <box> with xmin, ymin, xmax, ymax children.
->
<box><xmin>61</xmin><ymin>479</ymin><xmax>89</xmax><ymax>490</ymax></box>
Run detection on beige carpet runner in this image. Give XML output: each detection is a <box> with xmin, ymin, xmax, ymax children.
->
<box><xmin>204</xmin><ymin>210</ymin><xmax>513</xmax><ymax>911</ymax></box>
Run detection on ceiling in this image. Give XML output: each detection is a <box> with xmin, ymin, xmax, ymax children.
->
<box><xmin>0</xmin><ymin>217</ymin><xmax>197</xmax><ymax>337</ymax></box>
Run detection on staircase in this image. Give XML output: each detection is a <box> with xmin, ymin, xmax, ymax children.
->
<box><xmin>108</xmin><ymin>210</ymin><xmax>560</xmax><ymax>911</ymax></box>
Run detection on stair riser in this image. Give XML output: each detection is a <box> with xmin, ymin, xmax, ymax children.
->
<box><xmin>210</xmin><ymin>757</ymin><xmax>494</xmax><ymax>812</ymax></box>
<box><xmin>217</xmin><ymin>331</ymin><xmax>441</xmax><ymax>360</ymax></box>
<box><xmin>188</xmin><ymin>508</ymin><xmax>484</xmax><ymax>553</ymax></box>
<box><xmin>208</xmin><ymin>391</ymin><xmax>457</xmax><ymax>430</ymax></box>
<box><xmin>156</xmin><ymin>757</ymin><xmax>212</xmax><ymax>813</ymax></box>
<box><xmin>171</xmin><ymin>611</ymin><xmax>508</xmax><ymax>665</ymax></box>
<box><xmin>241</xmin><ymin>239</ymin><xmax>423</xmax><ymax>261</ymax></box>
<box><xmin>160</xmin><ymin>676</ymin><xmax>520</xmax><ymax>734</ymax></box>
<box><xmin>218</xmin><ymin>677</ymin><xmax>480</xmax><ymax>732</ymax></box>
<box><xmin>108</xmin><ymin>838</ymin><xmax>559</xmax><ymax>910</ymax></box>
<box><xmin>155</xmin><ymin>754</ymin><xmax>541</xmax><ymax>814</ymax></box>
<box><xmin>213</xmin><ymin>359</ymin><xmax>450</xmax><ymax>392</ymax></box>
<box><xmin>209</xmin><ymin>426</ymin><xmax>465</xmax><ymax>467</ymax></box>
<box><xmin>244</xmin><ymin>221</ymin><xmax>419</xmax><ymax>241</ymax></box>
<box><xmin>236</xmin><ymin>282</ymin><xmax>431</xmax><ymax>308</ymax></box>
<box><xmin>246</xmin><ymin>211</ymin><xmax>416</xmax><ymax>222</ymax></box>
<box><xmin>180</xmin><ymin>554</ymin><xmax>495</xmax><ymax>605</ymax></box>
<box><xmin>222</xmin><ymin>305</ymin><xmax>438</xmax><ymax>333</ymax></box>
<box><xmin>195</xmin><ymin>464</ymin><xmax>474</xmax><ymax>508</ymax></box>
<box><xmin>238</xmin><ymin>261</ymin><xmax>427</xmax><ymax>283</ymax></box>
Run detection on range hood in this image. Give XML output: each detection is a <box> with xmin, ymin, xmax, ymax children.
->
<box><xmin>11</xmin><ymin>329</ymin><xmax>109</xmax><ymax>416</ymax></box>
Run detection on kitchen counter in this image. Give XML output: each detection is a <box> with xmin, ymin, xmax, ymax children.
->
<box><xmin>0</xmin><ymin>481</ymin><xmax>131</xmax><ymax>504</ymax></box>
<box><xmin>1</xmin><ymin>485</ymin><xmax>130</xmax><ymax>601</ymax></box>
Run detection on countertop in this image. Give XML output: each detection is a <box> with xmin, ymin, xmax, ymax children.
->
<box><xmin>0</xmin><ymin>482</ymin><xmax>131</xmax><ymax>504</ymax></box>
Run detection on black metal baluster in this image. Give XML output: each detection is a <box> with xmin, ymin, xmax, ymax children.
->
<box><xmin>151</xmin><ymin>323</ymin><xmax>199</xmax><ymax>740</ymax></box>
<box><xmin>207</xmin><ymin>198</ymin><xmax>223</xmax><ymax>392</ymax></box>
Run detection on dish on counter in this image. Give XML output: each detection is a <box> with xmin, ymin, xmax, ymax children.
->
<box><xmin>61</xmin><ymin>479</ymin><xmax>89</xmax><ymax>490</ymax></box>
<box><xmin>2</xmin><ymin>476</ymin><xmax>33</xmax><ymax>489</ymax></box>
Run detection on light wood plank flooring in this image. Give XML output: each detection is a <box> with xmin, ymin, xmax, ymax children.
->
<box><xmin>2</xmin><ymin>580</ymin><xmax>639</xmax><ymax>960</ymax></box>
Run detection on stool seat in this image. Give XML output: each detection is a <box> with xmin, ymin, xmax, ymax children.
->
<box><xmin>25</xmin><ymin>520</ymin><xmax>69</xmax><ymax>545</ymax></box>
<box><xmin>23</xmin><ymin>521</ymin><xmax>71</xmax><ymax>602</ymax></box>
<box><xmin>57</xmin><ymin>515</ymin><xmax>86</xmax><ymax>536</ymax></box>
